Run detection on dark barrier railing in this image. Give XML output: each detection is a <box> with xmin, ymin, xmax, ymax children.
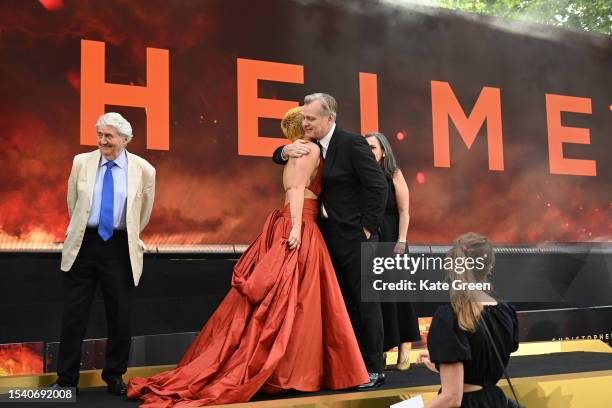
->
<box><xmin>0</xmin><ymin>246</ymin><xmax>610</xmax><ymax>375</ymax></box>
<box><xmin>2</xmin><ymin>242</ymin><xmax>610</xmax><ymax>255</ymax></box>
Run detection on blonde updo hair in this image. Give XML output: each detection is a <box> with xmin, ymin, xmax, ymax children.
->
<box><xmin>281</xmin><ymin>106</ymin><xmax>304</xmax><ymax>142</ymax></box>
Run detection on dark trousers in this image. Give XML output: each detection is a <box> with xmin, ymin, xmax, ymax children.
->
<box><xmin>57</xmin><ymin>228</ymin><xmax>134</xmax><ymax>386</ymax></box>
<box><xmin>319</xmin><ymin>221</ymin><xmax>384</xmax><ymax>373</ymax></box>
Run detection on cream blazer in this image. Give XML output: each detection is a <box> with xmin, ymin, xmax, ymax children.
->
<box><xmin>61</xmin><ymin>149</ymin><xmax>156</xmax><ymax>286</ymax></box>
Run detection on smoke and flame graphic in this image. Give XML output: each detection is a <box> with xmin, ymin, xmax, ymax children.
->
<box><xmin>0</xmin><ymin>1</ymin><xmax>609</xmax><ymax>247</ymax></box>
<box><xmin>0</xmin><ymin>343</ymin><xmax>44</xmax><ymax>376</ymax></box>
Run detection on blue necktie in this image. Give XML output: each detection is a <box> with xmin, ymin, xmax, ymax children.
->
<box><xmin>98</xmin><ymin>161</ymin><xmax>115</xmax><ymax>241</ymax></box>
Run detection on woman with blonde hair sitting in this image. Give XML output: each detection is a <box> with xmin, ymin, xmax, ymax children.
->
<box><xmin>418</xmin><ymin>233</ymin><xmax>520</xmax><ymax>407</ymax></box>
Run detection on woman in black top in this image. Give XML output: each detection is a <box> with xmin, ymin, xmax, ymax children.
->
<box><xmin>417</xmin><ymin>233</ymin><xmax>519</xmax><ymax>407</ymax></box>
<box><xmin>366</xmin><ymin>132</ymin><xmax>421</xmax><ymax>370</ymax></box>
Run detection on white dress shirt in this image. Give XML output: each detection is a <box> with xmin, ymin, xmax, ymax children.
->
<box><xmin>318</xmin><ymin>123</ymin><xmax>335</xmax><ymax>159</ymax></box>
<box><xmin>318</xmin><ymin>123</ymin><xmax>335</xmax><ymax>218</ymax></box>
<box><xmin>87</xmin><ymin>149</ymin><xmax>128</xmax><ymax>230</ymax></box>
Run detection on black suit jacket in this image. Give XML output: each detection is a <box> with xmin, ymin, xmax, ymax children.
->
<box><xmin>273</xmin><ymin>126</ymin><xmax>388</xmax><ymax>240</ymax></box>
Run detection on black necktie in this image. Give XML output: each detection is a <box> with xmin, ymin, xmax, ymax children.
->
<box><xmin>316</xmin><ymin>141</ymin><xmax>324</xmax><ymax>159</ymax></box>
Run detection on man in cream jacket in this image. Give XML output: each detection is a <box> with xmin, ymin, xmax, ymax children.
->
<box><xmin>52</xmin><ymin>113</ymin><xmax>155</xmax><ymax>395</ymax></box>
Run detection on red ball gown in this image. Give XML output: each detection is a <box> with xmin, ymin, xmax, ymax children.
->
<box><xmin>128</xmin><ymin>164</ymin><xmax>369</xmax><ymax>407</ymax></box>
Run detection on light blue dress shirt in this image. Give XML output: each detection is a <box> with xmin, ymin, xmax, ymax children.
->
<box><xmin>87</xmin><ymin>150</ymin><xmax>128</xmax><ymax>230</ymax></box>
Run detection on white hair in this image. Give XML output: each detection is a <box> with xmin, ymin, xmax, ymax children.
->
<box><xmin>95</xmin><ymin>112</ymin><xmax>133</xmax><ymax>142</ymax></box>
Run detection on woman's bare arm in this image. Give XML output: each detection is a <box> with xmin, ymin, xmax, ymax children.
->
<box><xmin>393</xmin><ymin>170</ymin><xmax>410</xmax><ymax>252</ymax></box>
<box><xmin>284</xmin><ymin>144</ymin><xmax>318</xmax><ymax>249</ymax></box>
<box><xmin>425</xmin><ymin>363</ymin><xmax>464</xmax><ymax>408</ymax></box>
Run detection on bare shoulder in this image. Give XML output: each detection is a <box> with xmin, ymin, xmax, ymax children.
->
<box><xmin>304</xmin><ymin>140</ymin><xmax>320</xmax><ymax>156</ymax></box>
<box><xmin>290</xmin><ymin>140</ymin><xmax>319</xmax><ymax>165</ymax></box>
<box><xmin>392</xmin><ymin>169</ymin><xmax>409</xmax><ymax>192</ymax></box>
<box><xmin>392</xmin><ymin>168</ymin><xmax>404</xmax><ymax>181</ymax></box>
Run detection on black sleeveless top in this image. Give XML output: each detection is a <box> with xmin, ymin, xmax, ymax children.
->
<box><xmin>384</xmin><ymin>175</ymin><xmax>398</xmax><ymax>215</ymax></box>
<box><xmin>380</xmin><ymin>175</ymin><xmax>400</xmax><ymax>243</ymax></box>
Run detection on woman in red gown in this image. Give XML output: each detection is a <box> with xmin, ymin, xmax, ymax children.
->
<box><xmin>127</xmin><ymin>107</ymin><xmax>369</xmax><ymax>407</ymax></box>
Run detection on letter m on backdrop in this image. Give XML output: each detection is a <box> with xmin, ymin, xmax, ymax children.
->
<box><xmin>80</xmin><ymin>39</ymin><xmax>170</xmax><ymax>150</ymax></box>
<box><xmin>431</xmin><ymin>81</ymin><xmax>504</xmax><ymax>171</ymax></box>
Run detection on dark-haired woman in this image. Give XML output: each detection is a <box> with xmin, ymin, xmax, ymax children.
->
<box><xmin>366</xmin><ymin>132</ymin><xmax>421</xmax><ymax>370</ymax></box>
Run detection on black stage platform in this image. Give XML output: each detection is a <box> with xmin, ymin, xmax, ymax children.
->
<box><xmin>2</xmin><ymin>248</ymin><xmax>611</xmax><ymax>376</ymax></box>
<box><xmin>14</xmin><ymin>352</ymin><xmax>612</xmax><ymax>408</ymax></box>
<box><xmin>2</xmin><ymin>248</ymin><xmax>611</xmax><ymax>345</ymax></box>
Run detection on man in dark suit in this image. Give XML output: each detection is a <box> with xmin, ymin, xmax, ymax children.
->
<box><xmin>273</xmin><ymin>93</ymin><xmax>388</xmax><ymax>388</ymax></box>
